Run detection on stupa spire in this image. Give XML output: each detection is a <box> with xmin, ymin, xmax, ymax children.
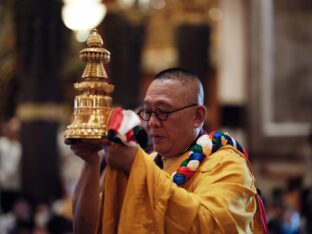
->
<box><xmin>65</xmin><ymin>29</ymin><xmax>114</xmax><ymax>139</ymax></box>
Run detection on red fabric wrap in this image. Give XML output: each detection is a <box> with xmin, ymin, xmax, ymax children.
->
<box><xmin>126</xmin><ymin>130</ymin><xmax>134</xmax><ymax>142</ymax></box>
<box><xmin>108</xmin><ymin>107</ymin><xmax>123</xmax><ymax>131</ymax></box>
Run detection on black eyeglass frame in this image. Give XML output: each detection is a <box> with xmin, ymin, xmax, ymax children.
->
<box><xmin>137</xmin><ymin>103</ymin><xmax>198</xmax><ymax>122</ymax></box>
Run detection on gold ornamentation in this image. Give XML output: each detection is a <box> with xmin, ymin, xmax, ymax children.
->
<box><xmin>64</xmin><ymin>29</ymin><xmax>114</xmax><ymax>139</ymax></box>
<box><xmin>74</xmin><ymin>81</ymin><xmax>114</xmax><ymax>93</ymax></box>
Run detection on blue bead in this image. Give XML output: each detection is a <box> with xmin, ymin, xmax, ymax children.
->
<box><xmin>212</xmin><ymin>144</ymin><xmax>218</xmax><ymax>153</ymax></box>
<box><xmin>212</xmin><ymin>132</ymin><xmax>223</xmax><ymax>146</ymax></box>
<box><xmin>224</xmin><ymin>134</ymin><xmax>233</xmax><ymax>146</ymax></box>
<box><xmin>236</xmin><ymin>141</ymin><xmax>243</xmax><ymax>154</ymax></box>
<box><xmin>214</xmin><ymin>131</ymin><xmax>223</xmax><ymax>138</ymax></box>
<box><xmin>189</xmin><ymin>152</ymin><xmax>205</xmax><ymax>161</ymax></box>
<box><xmin>173</xmin><ymin>174</ymin><xmax>186</xmax><ymax>185</ymax></box>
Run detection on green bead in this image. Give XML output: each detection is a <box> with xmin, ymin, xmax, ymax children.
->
<box><xmin>190</xmin><ymin>144</ymin><xmax>203</xmax><ymax>153</ymax></box>
<box><xmin>181</xmin><ymin>159</ymin><xmax>189</xmax><ymax>166</ymax></box>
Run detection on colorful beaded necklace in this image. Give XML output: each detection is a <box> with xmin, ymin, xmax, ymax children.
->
<box><xmin>172</xmin><ymin>131</ymin><xmax>248</xmax><ymax>186</ymax></box>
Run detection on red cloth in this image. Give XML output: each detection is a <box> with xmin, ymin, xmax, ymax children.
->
<box><xmin>108</xmin><ymin>107</ymin><xmax>123</xmax><ymax>131</ymax></box>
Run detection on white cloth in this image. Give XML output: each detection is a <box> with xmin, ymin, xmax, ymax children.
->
<box><xmin>0</xmin><ymin>137</ymin><xmax>22</xmax><ymax>191</ymax></box>
<box><xmin>111</xmin><ymin>109</ymin><xmax>141</xmax><ymax>147</ymax></box>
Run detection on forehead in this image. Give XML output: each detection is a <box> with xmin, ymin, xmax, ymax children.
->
<box><xmin>144</xmin><ymin>79</ymin><xmax>186</xmax><ymax>106</ymax></box>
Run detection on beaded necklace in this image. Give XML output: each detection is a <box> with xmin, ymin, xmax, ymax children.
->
<box><xmin>172</xmin><ymin>131</ymin><xmax>248</xmax><ymax>186</ymax></box>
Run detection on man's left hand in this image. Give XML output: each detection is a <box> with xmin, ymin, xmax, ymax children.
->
<box><xmin>103</xmin><ymin>140</ymin><xmax>138</xmax><ymax>174</ymax></box>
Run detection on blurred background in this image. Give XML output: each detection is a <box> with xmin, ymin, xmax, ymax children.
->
<box><xmin>0</xmin><ymin>0</ymin><xmax>311</xmax><ymax>233</ymax></box>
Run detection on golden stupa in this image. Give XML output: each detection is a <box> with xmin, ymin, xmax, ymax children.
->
<box><xmin>64</xmin><ymin>29</ymin><xmax>114</xmax><ymax>139</ymax></box>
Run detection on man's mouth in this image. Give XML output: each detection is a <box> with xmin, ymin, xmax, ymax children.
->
<box><xmin>151</xmin><ymin>134</ymin><xmax>163</xmax><ymax>141</ymax></box>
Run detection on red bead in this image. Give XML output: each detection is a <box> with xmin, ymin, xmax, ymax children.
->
<box><xmin>177</xmin><ymin>166</ymin><xmax>195</xmax><ymax>178</ymax></box>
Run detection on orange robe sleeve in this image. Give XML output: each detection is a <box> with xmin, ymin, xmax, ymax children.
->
<box><xmin>100</xmin><ymin>146</ymin><xmax>264</xmax><ymax>234</ymax></box>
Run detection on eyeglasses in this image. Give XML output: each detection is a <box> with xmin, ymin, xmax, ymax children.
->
<box><xmin>137</xmin><ymin>103</ymin><xmax>198</xmax><ymax>122</ymax></box>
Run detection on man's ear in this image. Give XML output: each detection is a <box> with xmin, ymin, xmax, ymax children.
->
<box><xmin>193</xmin><ymin>105</ymin><xmax>207</xmax><ymax>128</ymax></box>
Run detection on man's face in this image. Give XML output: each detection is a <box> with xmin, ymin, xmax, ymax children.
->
<box><xmin>142</xmin><ymin>79</ymin><xmax>198</xmax><ymax>158</ymax></box>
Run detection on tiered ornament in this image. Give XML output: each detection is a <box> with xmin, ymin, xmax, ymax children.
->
<box><xmin>64</xmin><ymin>29</ymin><xmax>114</xmax><ymax>139</ymax></box>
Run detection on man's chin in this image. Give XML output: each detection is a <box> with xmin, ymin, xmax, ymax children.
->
<box><xmin>153</xmin><ymin>145</ymin><xmax>167</xmax><ymax>155</ymax></box>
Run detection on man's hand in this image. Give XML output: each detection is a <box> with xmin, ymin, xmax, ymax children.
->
<box><xmin>64</xmin><ymin>138</ymin><xmax>104</xmax><ymax>165</ymax></box>
<box><xmin>65</xmin><ymin>138</ymin><xmax>138</xmax><ymax>173</ymax></box>
<box><xmin>103</xmin><ymin>141</ymin><xmax>138</xmax><ymax>174</ymax></box>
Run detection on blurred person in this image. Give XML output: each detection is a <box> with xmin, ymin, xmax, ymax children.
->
<box><xmin>33</xmin><ymin>203</ymin><xmax>50</xmax><ymax>230</ymax></box>
<box><xmin>0</xmin><ymin>197</ymin><xmax>33</xmax><ymax>234</ymax></box>
<box><xmin>33</xmin><ymin>226</ymin><xmax>49</xmax><ymax>234</ymax></box>
<box><xmin>300</xmin><ymin>129</ymin><xmax>312</xmax><ymax>233</ymax></box>
<box><xmin>302</xmin><ymin>129</ymin><xmax>312</xmax><ymax>187</ymax></box>
<box><xmin>46</xmin><ymin>206</ymin><xmax>73</xmax><ymax>234</ymax></box>
<box><xmin>267</xmin><ymin>185</ymin><xmax>302</xmax><ymax>234</ymax></box>
<box><xmin>303</xmin><ymin>191</ymin><xmax>312</xmax><ymax>234</ymax></box>
<box><xmin>284</xmin><ymin>177</ymin><xmax>303</xmax><ymax>215</ymax></box>
<box><xmin>66</xmin><ymin>68</ymin><xmax>267</xmax><ymax>234</ymax></box>
<box><xmin>53</xmin><ymin>127</ymin><xmax>84</xmax><ymax>224</ymax></box>
<box><xmin>0</xmin><ymin>116</ymin><xmax>22</xmax><ymax>213</ymax></box>
<box><xmin>267</xmin><ymin>188</ymin><xmax>284</xmax><ymax>233</ymax></box>
<box><xmin>279</xmin><ymin>205</ymin><xmax>300</xmax><ymax>234</ymax></box>
<box><xmin>268</xmin><ymin>204</ymin><xmax>300</xmax><ymax>234</ymax></box>
<box><xmin>283</xmin><ymin>177</ymin><xmax>307</xmax><ymax>233</ymax></box>
<box><xmin>57</xmin><ymin>129</ymin><xmax>84</xmax><ymax>201</ymax></box>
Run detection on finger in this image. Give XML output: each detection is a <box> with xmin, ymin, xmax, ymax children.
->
<box><xmin>64</xmin><ymin>138</ymin><xmax>81</xmax><ymax>145</ymax></box>
<box><xmin>94</xmin><ymin>139</ymin><xmax>111</xmax><ymax>147</ymax></box>
<box><xmin>81</xmin><ymin>139</ymin><xmax>101</xmax><ymax>144</ymax></box>
<box><xmin>70</xmin><ymin>144</ymin><xmax>102</xmax><ymax>153</ymax></box>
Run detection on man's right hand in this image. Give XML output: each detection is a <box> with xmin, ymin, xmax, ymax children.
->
<box><xmin>64</xmin><ymin>138</ymin><xmax>104</xmax><ymax>165</ymax></box>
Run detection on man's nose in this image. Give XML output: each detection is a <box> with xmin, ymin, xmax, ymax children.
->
<box><xmin>148</xmin><ymin>113</ymin><xmax>161</xmax><ymax>127</ymax></box>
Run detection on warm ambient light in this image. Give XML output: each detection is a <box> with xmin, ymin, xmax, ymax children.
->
<box><xmin>62</xmin><ymin>0</ymin><xmax>107</xmax><ymax>41</ymax></box>
<box><xmin>150</xmin><ymin>0</ymin><xmax>166</xmax><ymax>10</ymax></box>
<box><xmin>208</xmin><ymin>8</ymin><xmax>223</xmax><ymax>21</ymax></box>
<box><xmin>117</xmin><ymin>0</ymin><xmax>151</xmax><ymax>9</ymax></box>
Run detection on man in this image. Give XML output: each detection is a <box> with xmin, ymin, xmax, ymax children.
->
<box><xmin>66</xmin><ymin>68</ymin><xmax>267</xmax><ymax>234</ymax></box>
<box><xmin>0</xmin><ymin>117</ymin><xmax>22</xmax><ymax>213</ymax></box>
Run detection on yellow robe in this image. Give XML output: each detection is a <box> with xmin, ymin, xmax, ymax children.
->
<box><xmin>100</xmin><ymin>145</ymin><xmax>264</xmax><ymax>234</ymax></box>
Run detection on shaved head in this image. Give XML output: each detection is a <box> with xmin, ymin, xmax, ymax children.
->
<box><xmin>143</xmin><ymin>68</ymin><xmax>207</xmax><ymax>158</ymax></box>
<box><xmin>153</xmin><ymin>68</ymin><xmax>204</xmax><ymax>105</ymax></box>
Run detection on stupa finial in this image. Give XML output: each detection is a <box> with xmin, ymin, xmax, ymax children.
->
<box><xmin>64</xmin><ymin>29</ymin><xmax>114</xmax><ymax>139</ymax></box>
